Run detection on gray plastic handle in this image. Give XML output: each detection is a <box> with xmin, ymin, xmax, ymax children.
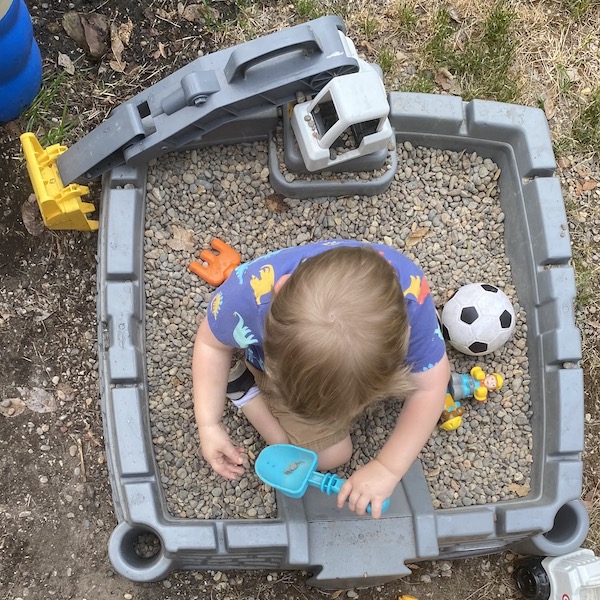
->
<box><xmin>224</xmin><ymin>29</ymin><xmax>322</xmax><ymax>82</ymax></box>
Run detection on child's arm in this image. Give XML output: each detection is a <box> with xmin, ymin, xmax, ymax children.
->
<box><xmin>192</xmin><ymin>318</ymin><xmax>246</xmax><ymax>480</ymax></box>
<box><xmin>337</xmin><ymin>354</ymin><xmax>450</xmax><ymax>518</ymax></box>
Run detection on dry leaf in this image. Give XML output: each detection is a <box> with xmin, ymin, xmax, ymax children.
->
<box><xmin>63</xmin><ymin>12</ymin><xmax>109</xmax><ymax>58</ymax></box>
<box><xmin>17</xmin><ymin>387</ymin><xmax>58</xmax><ymax>413</ymax></box>
<box><xmin>118</xmin><ymin>19</ymin><xmax>133</xmax><ymax>45</ymax></box>
<box><xmin>583</xmin><ymin>487</ymin><xmax>598</xmax><ymax>510</ymax></box>
<box><xmin>508</xmin><ymin>483</ymin><xmax>530</xmax><ymax>497</ymax></box>
<box><xmin>576</xmin><ymin>167</ymin><xmax>590</xmax><ymax>178</ymax></box>
<box><xmin>152</xmin><ymin>41</ymin><xmax>167</xmax><ymax>59</ymax></box>
<box><xmin>21</xmin><ymin>194</ymin><xmax>45</xmax><ymax>236</ymax></box>
<box><xmin>360</xmin><ymin>39</ymin><xmax>375</xmax><ymax>54</ymax></box>
<box><xmin>109</xmin><ymin>22</ymin><xmax>126</xmax><ymax>73</ymax></box>
<box><xmin>543</xmin><ymin>95</ymin><xmax>556</xmax><ymax>120</ymax></box>
<box><xmin>405</xmin><ymin>226</ymin><xmax>430</xmax><ymax>247</ymax></box>
<box><xmin>166</xmin><ymin>225</ymin><xmax>196</xmax><ymax>251</ymax></box>
<box><xmin>330</xmin><ymin>591</ymin><xmax>344</xmax><ymax>599</ymax></box>
<box><xmin>62</xmin><ymin>12</ymin><xmax>87</xmax><ymax>48</ymax></box>
<box><xmin>57</xmin><ymin>52</ymin><xmax>75</xmax><ymax>75</ymax></box>
<box><xmin>576</xmin><ymin>179</ymin><xmax>597</xmax><ymax>195</ymax></box>
<box><xmin>434</xmin><ymin>68</ymin><xmax>461</xmax><ymax>95</ymax></box>
<box><xmin>266</xmin><ymin>193</ymin><xmax>290</xmax><ymax>213</ymax></box>
<box><xmin>0</xmin><ymin>398</ymin><xmax>26</xmax><ymax>418</ymax></box>
<box><xmin>182</xmin><ymin>4</ymin><xmax>204</xmax><ymax>23</ymax></box>
<box><xmin>80</xmin><ymin>13</ymin><xmax>110</xmax><ymax>59</ymax></box>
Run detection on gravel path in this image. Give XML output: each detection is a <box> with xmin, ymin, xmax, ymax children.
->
<box><xmin>144</xmin><ymin>139</ymin><xmax>532</xmax><ymax>519</ymax></box>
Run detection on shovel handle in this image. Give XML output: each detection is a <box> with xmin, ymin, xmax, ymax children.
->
<box><xmin>309</xmin><ymin>472</ymin><xmax>391</xmax><ymax>515</ymax></box>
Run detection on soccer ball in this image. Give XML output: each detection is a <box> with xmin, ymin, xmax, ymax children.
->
<box><xmin>441</xmin><ymin>283</ymin><xmax>516</xmax><ymax>356</ymax></box>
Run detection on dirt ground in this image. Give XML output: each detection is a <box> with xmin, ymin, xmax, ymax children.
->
<box><xmin>1</xmin><ymin>1</ymin><xmax>599</xmax><ymax>599</ymax></box>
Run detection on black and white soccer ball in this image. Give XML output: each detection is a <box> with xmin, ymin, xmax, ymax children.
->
<box><xmin>441</xmin><ymin>283</ymin><xmax>516</xmax><ymax>356</ymax></box>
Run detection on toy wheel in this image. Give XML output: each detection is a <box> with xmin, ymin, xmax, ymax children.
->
<box><xmin>514</xmin><ymin>558</ymin><xmax>551</xmax><ymax>600</ymax></box>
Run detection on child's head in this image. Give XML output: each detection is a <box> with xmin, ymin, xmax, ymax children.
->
<box><xmin>263</xmin><ymin>245</ymin><xmax>414</xmax><ymax>425</ymax></box>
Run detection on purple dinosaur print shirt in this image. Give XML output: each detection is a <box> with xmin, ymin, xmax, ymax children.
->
<box><xmin>206</xmin><ymin>240</ymin><xmax>446</xmax><ymax>373</ymax></box>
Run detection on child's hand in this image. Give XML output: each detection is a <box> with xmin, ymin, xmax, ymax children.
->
<box><xmin>198</xmin><ymin>424</ymin><xmax>246</xmax><ymax>480</ymax></box>
<box><xmin>337</xmin><ymin>458</ymin><xmax>399</xmax><ymax>519</ymax></box>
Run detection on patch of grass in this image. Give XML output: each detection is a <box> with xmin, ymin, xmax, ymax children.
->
<box><xmin>552</xmin><ymin>135</ymin><xmax>575</xmax><ymax>158</ymax></box>
<box><xmin>572</xmin><ymin>88</ymin><xmax>600</xmax><ymax>152</ymax></box>
<box><xmin>41</xmin><ymin>101</ymin><xmax>76</xmax><ymax>147</ymax></box>
<box><xmin>425</xmin><ymin>7</ymin><xmax>455</xmax><ymax>63</ymax></box>
<box><xmin>573</xmin><ymin>256</ymin><xmax>600</xmax><ymax>308</ymax></box>
<box><xmin>361</xmin><ymin>14</ymin><xmax>379</xmax><ymax>39</ymax></box>
<box><xmin>378</xmin><ymin>48</ymin><xmax>396</xmax><ymax>74</ymax></box>
<box><xmin>294</xmin><ymin>0</ymin><xmax>325</xmax><ymax>20</ymax></box>
<box><xmin>561</xmin><ymin>0</ymin><xmax>600</xmax><ymax>19</ymax></box>
<box><xmin>24</xmin><ymin>69</ymin><xmax>77</xmax><ymax>147</ymax></box>
<box><xmin>424</xmin><ymin>2</ymin><xmax>520</xmax><ymax>103</ymax></box>
<box><xmin>395</xmin><ymin>1</ymin><xmax>418</xmax><ymax>34</ymax></box>
<box><xmin>556</xmin><ymin>63</ymin><xmax>574</xmax><ymax>95</ymax></box>
<box><xmin>207</xmin><ymin>0</ymin><xmax>264</xmax><ymax>31</ymax></box>
<box><xmin>402</xmin><ymin>70</ymin><xmax>436</xmax><ymax>94</ymax></box>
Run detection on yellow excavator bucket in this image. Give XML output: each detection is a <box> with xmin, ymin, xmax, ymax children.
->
<box><xmin>20</xmin><ymin>132</ymin><xmax>98</xmax><ymax>232</ymax></box>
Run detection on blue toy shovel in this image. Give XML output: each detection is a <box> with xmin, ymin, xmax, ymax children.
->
<box><xmin>255</xmin><ymin>444</ymin><xmax>390</xmax><ymax>515</ymax></box>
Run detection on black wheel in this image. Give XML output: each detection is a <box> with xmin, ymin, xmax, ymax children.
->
<box><xmin>514</xmin><ymin>558</ymin><xmax>551</xmax><ymax>600</ymax></box>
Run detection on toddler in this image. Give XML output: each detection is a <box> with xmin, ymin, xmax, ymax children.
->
<box><xmin>192</xmin><ymin>240</ymin><xmax>450</xmax><ymax>518</ymax></box>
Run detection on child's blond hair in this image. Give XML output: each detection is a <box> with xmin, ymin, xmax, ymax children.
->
<box><xmin>263</xmin><ymin>245</ymin><xmax>414</xmax><ymax>426</ymax></box>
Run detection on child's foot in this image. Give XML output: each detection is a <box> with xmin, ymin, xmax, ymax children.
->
<box><xmin>226</xmin><ymin>361</ymin><xmax>256</xmax><ymax>401</ymax></box>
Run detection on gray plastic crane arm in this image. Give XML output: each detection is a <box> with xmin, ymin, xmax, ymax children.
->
<box><xmin>56</xmin><ymin>16</ymin><xmax>358</xmax><ymax>185</ymax></box>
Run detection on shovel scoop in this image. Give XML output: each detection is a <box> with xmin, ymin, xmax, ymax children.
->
<box><xmin>255</xmin><ymin>444</ymin><xmax>390</xmax><ymax>515</ymax></box>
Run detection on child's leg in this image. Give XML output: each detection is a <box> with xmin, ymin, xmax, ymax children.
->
<box><xmin>242</xmin><ymin>393</ymin><xmax>290</xmax><ymax>445</ymax></box>
<box><xmin>243</xmin><ymin>393</ymin><xmax>351</xmax><ymax>469</ymax></box>
<box><xmin>316</xmin><ymin>435</ymin><xmax>352</xmax><ymax>470</ymax></box>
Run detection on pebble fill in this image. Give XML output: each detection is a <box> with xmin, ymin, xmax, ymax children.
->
<box><xmin>144</xmin><ymin>138</ymin><xmax>533</xmax><ymax>519</ymax></box>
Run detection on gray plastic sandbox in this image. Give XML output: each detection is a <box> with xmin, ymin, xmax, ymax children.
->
<box><xmin>97</xmin><ymin>91</ymin><xmax>586</xmax><ymax>589</ymax></box>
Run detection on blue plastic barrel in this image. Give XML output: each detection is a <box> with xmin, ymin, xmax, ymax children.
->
<box><xmin>0</xmin><ymin>0</ymin><xmax>42</xmax><ymax>123</ymax></box>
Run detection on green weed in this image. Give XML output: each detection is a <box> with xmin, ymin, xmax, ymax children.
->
<box><xmin>425</xmin><ymin>2</ymin><xmax>520</xmax><ymax>103</ymax></box>
<box><xmin>378</xmin><ymin>48</ymin><xmax>396</xmax><ymax>74</ymax></box>
<box><xmin>403</xmin><ymin>71</ymin><xmax>436</xmax><ymax>94</ymax></box>
<box><xmin>294</xmin><ymin>0</ymin><xmax>325</xmax><ymax>20</ymax></box>
<box><xmin>572</xmin><ymin>88</ymin><xmax>600</xmax><ymax>152</ymax></box>
<box><xmin>556</xmin><ymin>63</ymin><xmax>574</xmax><ymax>95</ymax></box>
<box><xmin>395</xmin><ymin>2</ymin><xmax>418</xmax><ymax>34</ymax></box>
<box><xmin>573</xmin><ymin>256</ymin><xmax>600</xmax><ymax>307</ymax></box>
<box><xmin>24</xmin><ymin>69</ymin><xmax>77</xmax><ymax>147</ymax></box>
<box><xmin>425</xmin><ymin>7</ymin><xmax>454</xmax><ymax>63</ymax></box>
<box><xmin>552</xmin><ymin>136</ymin><xmax>575</xmax><ymax>158</ymax></box>
<box><xmin>362</xmin><ymin>14</ymin><xmax>379</xmax><ymax>39</ymax></box>
<box><xmin>561</xmin><ymin>0</ymin><xmax>600</xmax><ymax>19</ymax></box>
<box><xmin>41</xmin><ymin>101</ymin><xmax>76</xmax><ymax>147</ymax></box>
